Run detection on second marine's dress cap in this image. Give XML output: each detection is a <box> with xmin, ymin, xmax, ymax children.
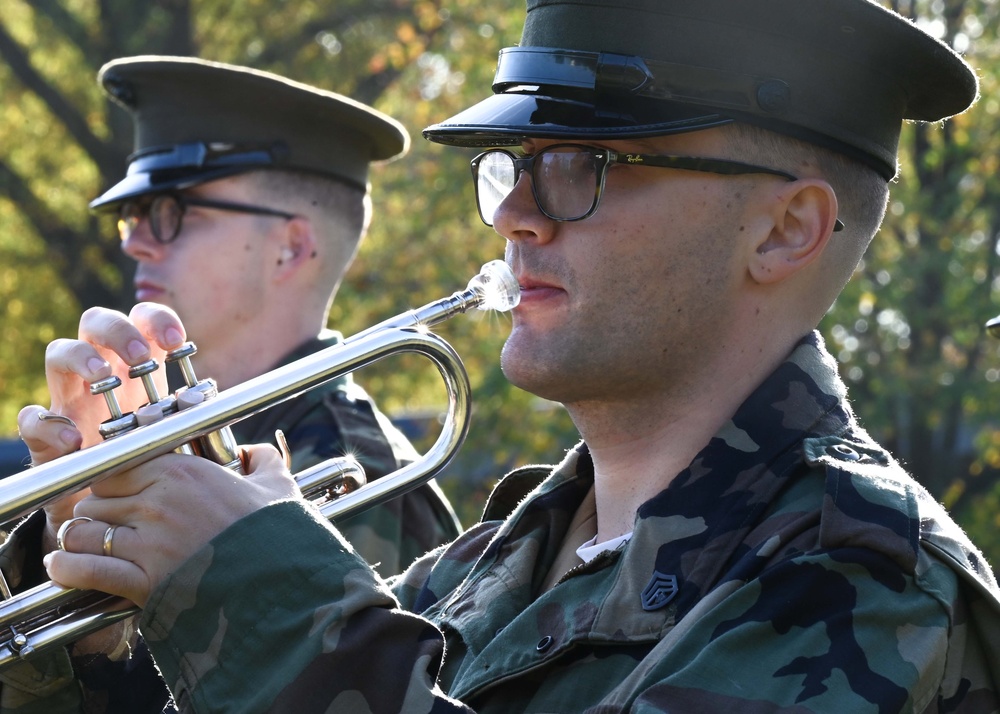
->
<box><xmin>90</xmin><ymin>56</ymin><xmax>409</xmax><ymax>210</ymax></box>
<box><xmin>422</xmin><ymin>0</ymin><xmax>978</xmax><ymax>179</ymax></box>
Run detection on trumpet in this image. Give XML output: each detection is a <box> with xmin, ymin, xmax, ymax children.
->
<box><xmin>0</xmin><ymin>260</ymin><xmax>519</xmax><ymax>670</ymax></box>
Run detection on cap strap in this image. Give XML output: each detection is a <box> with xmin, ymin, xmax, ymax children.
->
<box><xmin>493</xmin><ymin>46</ymin><xmax>769</xmax><ymax>115</ymax></box>
<box><xmin>126</xmin><ymin>141</ymin><xmax>289</xmax><ymax>176</ymax></box>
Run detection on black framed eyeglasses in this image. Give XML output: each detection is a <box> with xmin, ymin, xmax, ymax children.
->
<box><xmin>471</xmin><ymin>143</ymin><xmax>845</xmax><ymax>232</ymax></box>
<box><xmin>118</xmin><ymin>193</ymin><xmax>298</xmax><ymax>244</ymax></box>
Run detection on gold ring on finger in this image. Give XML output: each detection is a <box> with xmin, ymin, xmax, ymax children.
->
<box><xmin>102</xmin><ymin>525</ymin><xmax>119</xmax><ymax>558</ymax></box>
<box><xmin>55</xmin><ymin>516</ymin><xmax>93</xmax><ymax>552</ymax></box>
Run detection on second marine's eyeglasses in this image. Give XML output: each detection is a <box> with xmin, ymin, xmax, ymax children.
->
<box><xmin>118</xmin><ymin>193</ymin><xmax>298</xmax><ymax>244</ymax></box>
<box><xmin>470</xmin><ymin>143</ymin><xmax>845</xmax><ymax>231</ymax></box>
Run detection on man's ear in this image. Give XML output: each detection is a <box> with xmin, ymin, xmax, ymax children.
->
<box><xmin>748</xmin><ymin>179</ymin><xmax>839</xmax><ymax>285</ymax></box>
<box><xmin>273</xmin><ymin>216</ymin><xmax>317</xmax><ymax>280</ymax></box>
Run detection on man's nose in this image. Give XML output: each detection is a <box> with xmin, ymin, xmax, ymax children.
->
<box><xmin>120</xmin><ymin>215</ymin><xmax>164</xmax><ymax>261</ymax></box>
<box><xmin>491</xmin><ymin>172</ymin><xmax>556</xmax><ymax>246</ymax></box>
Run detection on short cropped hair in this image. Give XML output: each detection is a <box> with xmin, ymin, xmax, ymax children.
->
<box><xmin>247</xmin><ymin>169</ymin><xmax>370</xmax><ymax>242</ymax></box>
<box><xmin>725</xmin><ymin>123</ymin><xmax>890</xmax><ymax>298</ymax></box>
<box><xmin>725</xmin><ymin>123</ymin><xmax>889</xmax><ymax>240</ymax></box>
<box><xmin>243</xmin><ymin>169</ymin><xmax>371</xmax><ymax>292</ymax></box>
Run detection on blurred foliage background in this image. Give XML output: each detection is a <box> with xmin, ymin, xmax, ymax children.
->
<box><xmin>1</xmin><ymin>0</ymin><xmax>1000</xmax><ymax>556</ymax></box>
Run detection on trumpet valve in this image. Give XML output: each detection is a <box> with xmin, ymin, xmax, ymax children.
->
<box><xmin>134</xmin><ymin>404</ymin><xmax>165</xmax><ymax>426</ymax></box>
<box><xmin>128</xmin><ymin>359</ymin><xmax>162</xmax><ymax>404</ymax></box>
<box><xmin>91</xmin><ymin>376</ymin><xmax>137</xmax><ymax>440</ymax></box>
<box><xmin>128</xmin><ymin>358</ymin><xmax>182</xmax><ymax>423</ymax></box>
<box><xmin>165</xmin><ymin>342</ymin><xmax>199</xmax><ymax>387</ymax></box>
<box><xmin>162</xmin><ymin>352</ymin><xmax>239</xmax><ymax>471</ymax></box>
<box><xmin>90</xmin><ymin>376</ymin><xmax>123</xmax><ymax>419</ymax></box>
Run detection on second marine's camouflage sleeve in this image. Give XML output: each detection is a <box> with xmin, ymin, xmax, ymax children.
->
<box><xmin>253</xmin><ymin>383</ymin><xmax>461</xmax><ymax>578</ymax></box>
<box><xmin>0</xmin><ymin>514</ymin><xmax>170</xmax><ymax>714</ymax></box>
<box><xmin>0</xmin><ymin>512</ymin><xmax>83</xmax><ymax>713</ymax></box>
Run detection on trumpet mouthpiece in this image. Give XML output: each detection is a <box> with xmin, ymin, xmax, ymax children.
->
<box><xmin>470</xmin><ymin>260</ymin><xmax>520</xmax><ymax>313</ymax></box>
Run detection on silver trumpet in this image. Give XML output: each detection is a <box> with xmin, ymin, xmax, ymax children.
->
<box><xmin>0</xmin><ymin>260</ymin><xmax>519</xmax><ymax>670</ymax></box>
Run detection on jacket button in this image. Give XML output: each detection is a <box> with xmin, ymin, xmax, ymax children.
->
<box><xmin>536</xmin><ymin>636</ymin><xmax>553</xmax><ymax>652</ymax></box>
<box><xmin>827</xmin><ymin>444</ymin><xmax>860</xmax><ymax>461</ymax></box>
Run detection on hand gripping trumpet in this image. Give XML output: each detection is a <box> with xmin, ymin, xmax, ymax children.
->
<box><xmin>0</xmin><ymin>260</ymin><xmax>519</xmax><ymax>670</ymax></box>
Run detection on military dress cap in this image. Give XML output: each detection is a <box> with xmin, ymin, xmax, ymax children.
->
<box><xmin>423</xmin><ymin>0</ymin><xmax>978</xmax><ymax>179</ymax></box>
<box><xmin>90</xmin><ymin>56</ymin><xmax>409</xmax><ymax>210</ymax></box>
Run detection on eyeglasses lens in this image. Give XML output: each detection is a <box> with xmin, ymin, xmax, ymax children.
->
<box><xmin>118</xmin><ymin>195</ymin><xmax>184</xmax><ymax>244</ymax></box>
<box><xmin>475</xmin><ymin>147</ymin><xmax>601</xmax><ymax>225</ymax></box>
<box><xmin>476</xmin><ymin>152</ymin><xmax>517</xmax><ymax>226</ymax></box>
<box><xmin>534</xmin><ymin>149</ymin><xmax>598</xmax><ymax>222</ymax></box>
<box><xmin>150</xmin><ymin>195</ymin><xmax>183</xmax><ymax>243</ymax></box>
<box><xmin>117</xmin><ymin>203</ymin><xmax>141</xmax><ymax>242</ymax></box>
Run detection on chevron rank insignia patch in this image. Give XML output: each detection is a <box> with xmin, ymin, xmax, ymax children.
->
<box><xmin>641</xmin><ymin>571</ymin><xmax>679</xmax><ymax>611</ymax></box>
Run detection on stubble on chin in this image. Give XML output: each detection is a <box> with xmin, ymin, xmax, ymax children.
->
<box><xmin>500</xmin><ymin>329</ymin><xmax>548</xmax><ymax>395</ymax></box>
<box><xmin>500</xmin><ymin>327</ymin><xmax>584</xmax><ymax>404</ymax></box>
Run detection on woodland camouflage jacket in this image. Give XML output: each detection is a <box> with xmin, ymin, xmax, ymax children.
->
<box><xmin>137</xmin><ymin>332</ymin><xmax>1000</xmax><ymax>712</ymax></box>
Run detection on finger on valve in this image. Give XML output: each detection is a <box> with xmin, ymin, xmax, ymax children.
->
<box><xmin>127</xmin><ymin>302</ymin><xmax>187</xmax><ymax>355</ymax></box>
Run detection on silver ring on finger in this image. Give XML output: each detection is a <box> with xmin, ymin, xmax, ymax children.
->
<box><xmin>56</xmin><ymin>516</ymin><xmax>93</xmax><ymax>552</ymax></box>
<box><xmin>102</xmin><ymin>525</ymin><xmax>119</xmax><ymax>558</ymax></box>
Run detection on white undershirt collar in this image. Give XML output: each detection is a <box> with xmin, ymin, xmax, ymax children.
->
<box><xmin>576</xmin><ymin>532</ymin><xmax>633</xmax><ymax>563</ymax></box>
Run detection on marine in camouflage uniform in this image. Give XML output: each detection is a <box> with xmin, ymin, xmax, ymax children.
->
<box><xmin>0</xmin><ymin>56</ymin><xmax>458</xmax><ymax>712</ymax></box>
<box><xmin>121</xmin><ymin>333</ymin><xmax>1000</xmax><ymax>711</ymax></box>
